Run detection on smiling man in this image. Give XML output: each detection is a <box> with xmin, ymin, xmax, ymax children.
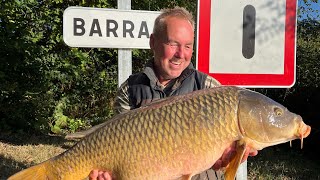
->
<box><xmin>113</xmin><ymin>7</ymin><xmax>220</xmax><ymax>115</ymax></box>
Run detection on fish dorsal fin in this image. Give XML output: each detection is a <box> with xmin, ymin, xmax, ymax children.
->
<box><xmin>224</xmin><ymin>142</ymin><xmax>247</xmax><ymax>180</ymax></box>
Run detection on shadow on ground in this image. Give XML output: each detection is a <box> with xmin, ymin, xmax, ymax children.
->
<box><xmin>0</xmin><ymin>131</ymin><xmax>77</xmax><ymax>149</ymax></box>
<box><xmin>0</xmin><ymin>155</ymin><xmax>29</xmax><ymax>179</ymax></box>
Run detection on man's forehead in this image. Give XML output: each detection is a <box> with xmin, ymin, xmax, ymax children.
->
<box><xmin>165</xmin><ymin>16</ymin><xmax>193</xmax><ymax>26</ymax></box>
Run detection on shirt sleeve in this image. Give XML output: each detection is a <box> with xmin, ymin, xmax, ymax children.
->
<box><xmin>204</xmin><ymin>75</ymin><xmax>221</xmax><ymax>88</ymax></box>
<box><xmin>113</xmin><ymin>80</ymin><xmax>132</xmax><ymax>115</ymax></box>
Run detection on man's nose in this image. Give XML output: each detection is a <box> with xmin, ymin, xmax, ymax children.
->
<box><xmin>174</xmin><ymin>46</ymin><xmax>185</xmax><ymax>58</ymax></box>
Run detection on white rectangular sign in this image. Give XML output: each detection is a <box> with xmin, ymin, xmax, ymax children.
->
<box><xmin>197</xmin><ymin>0</ymin><xmax>297</xmax><ymax>87</ymax></box>
<box><xmin>63</xmin><ymin>7</ymin><xmax>161</xmax><ymax>49</ymax></box>
<box><xmin>209</xmin><ymin>0</ymin><xmax>286</xmax><ymax>74</ymax></box>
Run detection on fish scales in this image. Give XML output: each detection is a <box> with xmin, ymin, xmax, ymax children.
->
<box><xmin>8</xmin><ymin>86</ymin><xmax>311</xmax><ymax>180</ymax></box>
<box><xmin>15</xmin><ymin>87</ymin><xmax>240</xmax><ymax>179</ymax></box>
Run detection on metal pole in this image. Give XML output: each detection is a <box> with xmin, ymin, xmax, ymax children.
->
<box><xmin>237</xmin><ymin>160</ymin><xmax>247</xmax><ymax>180</ymax></box>
<box><xmin>117</xmin><ymin>0</ymin><xmax>132</xmax><ymax>87</ymax></box>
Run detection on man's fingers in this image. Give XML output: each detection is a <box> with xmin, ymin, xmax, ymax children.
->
<box><xmin>101</xmin><ymin>172</ymin><xmax>112</xmax><ymax>180</ymax></box>
<box><xmin>89</xmin><ymin>170</ymin><xmax>99</xmax><ymax>180</ymax></box>
<box><xmin>212</xmin><ymin>159</ymin><xmax>222</xmax><ymax>170</ymax></box>
<box><xmin>221</xmin><ymin>152</ymin><xmax>233</xmax><ymax>167</ymax></box>
<box><xmin>221</xmin><ymin>146</ymin><xmax>236</xmax><ymax>167</ymax></box>
<box><xmin>89</xmin><ymin>170</ymin><xmax>112</xmax><ymax>180</ymax></box>
<box><xmin>212</xmin><ymin>143</ymin><xmax>258</xmax><ymax>171</ymax></box>
<box><xmin>241</xmin><ymin>147</ymin><xmax>258</xmax><ymax>163</ymax></box>
<box><xmin>249</xmin><ymin>149</ymin><xmax>258</xmax><ymax>156</ymax></box>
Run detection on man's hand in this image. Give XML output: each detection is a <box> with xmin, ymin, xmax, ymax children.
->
<box><xmin>89</xmin><ymin>170</ymin><xmax>112</xmax><ymax>180</ymax></box>
<box><xmin>212</xmin><ymin>142</ymin><xmax>258</xmax><ymax>170</ymax></box>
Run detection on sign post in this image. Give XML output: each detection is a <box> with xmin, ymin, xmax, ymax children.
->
<box><xmin>118</xmin><ymin>0</ymin><xmax>132</xmax><ymax>87</ymax></box>
<box><xmin>197</xmin><ymin>0</ymin><xmax>297</xmax><ymax>88</ymax></box>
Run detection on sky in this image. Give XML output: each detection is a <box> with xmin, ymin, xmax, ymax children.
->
<box><xmin>298</xmin><ymin>1</ymin><xmax>320</xmax><ymax>20</ymax></box>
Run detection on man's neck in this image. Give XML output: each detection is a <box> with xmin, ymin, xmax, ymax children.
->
<box><xmin>158</xmin><ymin>78</ymin><xmax>171</xmax><ymax>87</ymax></box>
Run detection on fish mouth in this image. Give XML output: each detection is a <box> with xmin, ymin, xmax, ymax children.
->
<box><xmin>298</xmin><ymin>122</ymin><xmax>311</xmax><ymax>138</ymax></box>
<box><xmin>259</xmin><ymin>122</ymin><xmax>311</xmax><ymax>150</ymax></box>
<box><xmin>292</xmin><ymin>121</ymin><xmax>311</xmax><ymax>149</ymax></box>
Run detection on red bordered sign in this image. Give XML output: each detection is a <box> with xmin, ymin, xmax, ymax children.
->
<box><xmin>196</xmin><ymin>0</ymin><xmax>297</xmax><ymax>87</ymax></box>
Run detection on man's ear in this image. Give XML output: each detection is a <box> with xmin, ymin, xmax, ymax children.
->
<box><xmin>149</xmin><ymin>33</ymin><xmax>155</xmax><ymax>50</ymax></box>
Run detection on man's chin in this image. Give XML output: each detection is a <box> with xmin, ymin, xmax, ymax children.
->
<box><xmin>166</xmin><ymin>74</ymin><xmax>182</xmax><ymax>80</ymax></box>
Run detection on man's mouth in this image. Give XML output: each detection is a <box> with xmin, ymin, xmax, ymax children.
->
<box><xmin>170</xmin><ymin>60</ymin><xmax>182</xmax><ymax>65</ymax></box>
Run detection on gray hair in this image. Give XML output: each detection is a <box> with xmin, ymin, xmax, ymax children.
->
<box><xmin>153</xmin><ymin>6</ymin><xmax>195</xmax><ymax>36</ymax></box>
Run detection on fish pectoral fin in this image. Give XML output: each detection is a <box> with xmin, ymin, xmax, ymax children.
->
<box><xmin>177</xmin><ymin>174</ymin><xmax>193</xmax><ymax>180</ymax></box>
<box><xmin>224</xmin><ymin>142</ymin><xmax>247</xmax><ymax>180</ymax></box>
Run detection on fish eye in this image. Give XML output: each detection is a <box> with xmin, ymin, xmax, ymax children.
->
<box><xmin>274</xmin><ymin>107</ymin><xmax>283</xmax><ymax>116</ymax></box>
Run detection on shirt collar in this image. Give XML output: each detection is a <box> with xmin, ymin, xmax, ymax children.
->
<box><xmin>143</xmin><ymin>58</ymin><xmax>195</xmax><ymax>89</ymax></box>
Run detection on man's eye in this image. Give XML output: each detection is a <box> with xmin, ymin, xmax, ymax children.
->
<box><xmin>169</xmin><ymin>43</ymin><xmax>178</xmax><ymax>47</ymax></box>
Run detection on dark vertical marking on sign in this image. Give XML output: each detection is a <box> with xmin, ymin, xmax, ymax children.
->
<box><xmin>106</xmin><ymin>20</ymin><xmax>118</xmax><ymax>37</ymax></box>
<box><xmin>89</xmin><ymin>19</ymin><xmax>102</xmax><ymax>36</ymax></box>
<box><xmin>242</xmin><ymin>5</ymin><xmax>256</xmax><ymax>59</ymax></box>
<box><xmin>123</xmin><ymin>20</ymin><xmax>134</xmax><ymax>38</ymax></box>
<box><xmin>138</xmin><ymin>21</ymin><xmax>150</xmax><ymax>38</ymax></box>
<box><xmin>74</xmin><ymin>18</ymin><xmax>85</xmax><ymax>36</ymax></box>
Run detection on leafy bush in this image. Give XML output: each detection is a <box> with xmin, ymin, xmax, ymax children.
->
<box><xmin>0</xmin><ymin>1</ymin><xmax>118</xmax><ymax>133</ymax></box>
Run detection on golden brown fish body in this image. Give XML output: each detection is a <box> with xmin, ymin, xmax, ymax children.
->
<box><xmin>8</xmin><ymin>86</ymin><xmax>311</xmax><ymax>180</ymax></box>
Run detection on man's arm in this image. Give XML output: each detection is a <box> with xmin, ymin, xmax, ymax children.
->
<box><xmin>113</xmin><ymin>80</ymin><xmax>132</xmax><ymax>115</ymax></box>
<box><xmin>204</xmin><ymin>75</ymin><xmax>221</xmax><ymax>88</ymax></box>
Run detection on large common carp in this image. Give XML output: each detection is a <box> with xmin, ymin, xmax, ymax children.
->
<box><xmin>8</xmin><ymin>86</ymin><xmax>311</xmax><ymax>180</ymax></box>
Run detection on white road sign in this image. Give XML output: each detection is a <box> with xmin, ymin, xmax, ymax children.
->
<box><xmin>63</xmin><ymin>7</ymin><xmax>161</xmax><ymax>49</ymax></box>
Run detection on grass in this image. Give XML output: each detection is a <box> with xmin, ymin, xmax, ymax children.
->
<box><xmin>248</xmin><ymin>145</ymin><xmax>320</xmax><ymax>180</ymax></box>
<box><xmin>1</xmin><ymin>131</ymin><xmax>319</xmax><ymax>180</ymax></box>
<box><xmin>0</xmin><ymin>131</ymin><xmax>76</xmax><ymax>179</ymax></box>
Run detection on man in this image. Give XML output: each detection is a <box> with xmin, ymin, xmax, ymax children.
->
<box><xmin>90</xmin><ymin>7</ymin><xmax>257</xmax><ymax>180</ymax></box>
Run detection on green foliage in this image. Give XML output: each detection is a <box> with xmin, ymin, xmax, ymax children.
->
<box><xmin>50</xmin><ymin>97</ymin><xmax>86</xmax><ymax>134</ymax></box>
<box><xmin>296</xmin><ymin>19</ymin><xmax>320</xmax><ymax>88</ymax></box>
<box><xmin>0</xmin><ymin>1</ymin><xmax>118</xmax><ymax>133</ymax></box>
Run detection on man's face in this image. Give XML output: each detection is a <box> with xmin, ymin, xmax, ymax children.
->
<box><xmin>150</xmin><ymin>17</ymin><xmax>194</xmax><ymax>84</ymax></box>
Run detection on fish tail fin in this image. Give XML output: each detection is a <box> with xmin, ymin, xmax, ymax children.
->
<box><xmin>8</xmin><ymin>161</ymin><xmax>50</xmax><ymax>180</ymax></box>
